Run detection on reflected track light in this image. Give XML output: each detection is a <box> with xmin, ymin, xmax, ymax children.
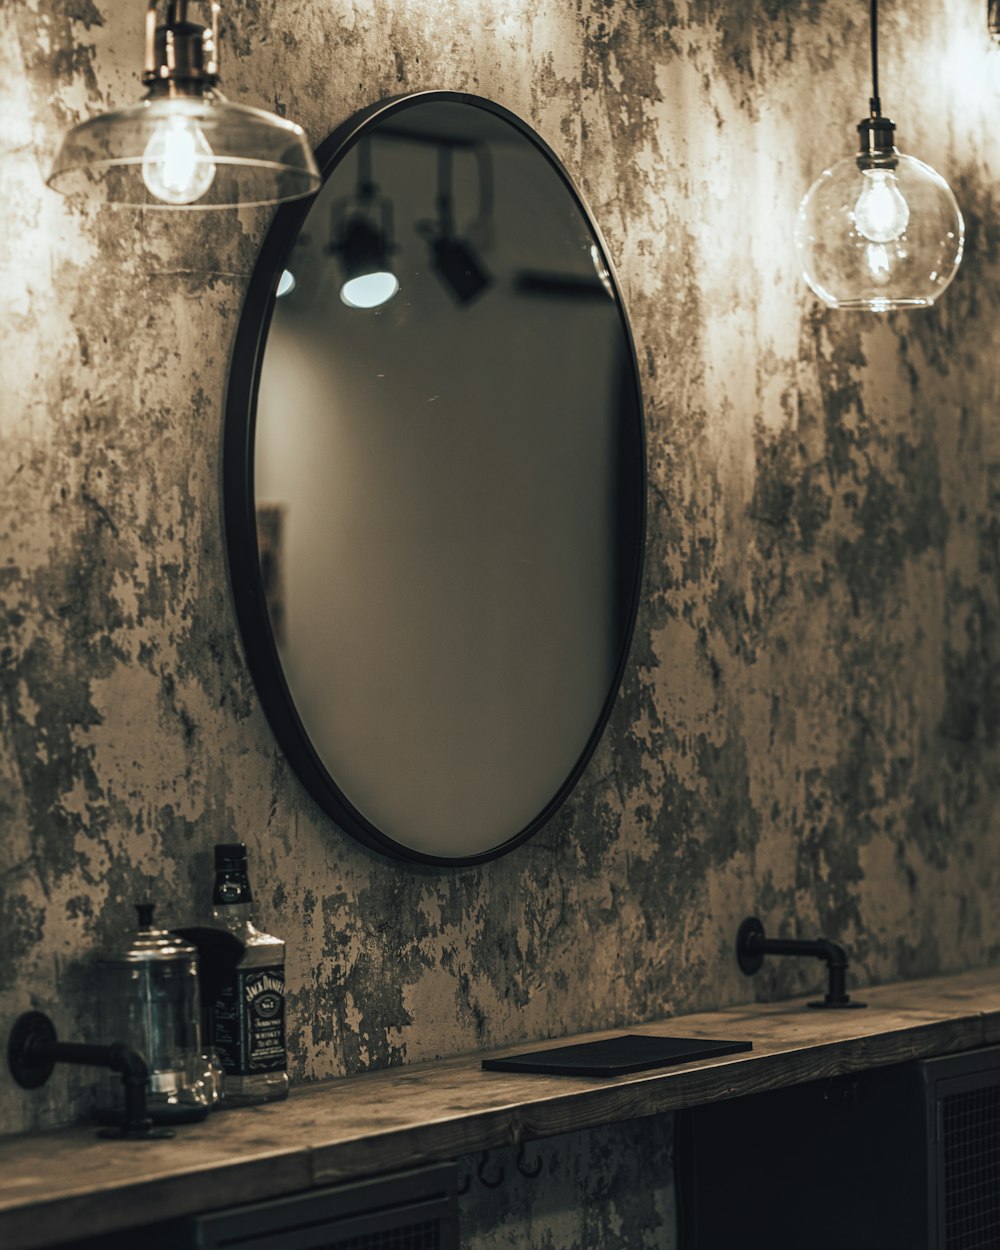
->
<box><xmin>420</xmin><ymin>145</ymin><xmax>493</xmax><ymax>307</ymax></box>
<box><xmin>429</xmin><ymin>234</ymin><xmax>492</xmax><ymax>305</ymax></box>
<box><xmin>327</xmin><ymin>140</ymin><xmax>400</xmax><ymax>310</ymax></box>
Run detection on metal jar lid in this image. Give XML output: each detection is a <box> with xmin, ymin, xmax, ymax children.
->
<box><xmin>106</xmin><ymin>902</ymin><xmax>198</xmax><ymax>963</ymax></box>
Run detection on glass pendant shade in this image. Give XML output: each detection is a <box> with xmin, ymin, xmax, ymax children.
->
<box><xmin>48</xmin><ymin>88</ymin><xmax>320</xmax><ymax>209</ymax></box>
<box><xmin>46</xmin><ymin>3</ymin><xmax>320</xmax><ymax>209</ymax></box>
<box><xmin>795</xmin><ymin>0</ymin><xmax>964</xmax><ymax>311</ymax></box>
<box><xmin>796</xmin><ymin>146</ymin><xmax>964</xmax><ymax>311</ymax></box>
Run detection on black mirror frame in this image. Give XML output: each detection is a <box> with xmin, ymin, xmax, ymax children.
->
<box><xmin>223</xmin><ymin>90</ymin><xmax>647</xmax><ymax>866</ymax></box>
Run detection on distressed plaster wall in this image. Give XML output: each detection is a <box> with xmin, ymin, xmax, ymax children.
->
<box><xmin>3</xmin><ymin>0</ymin><xmax>1000</xmax><ymax>1183</ymax></box>
<box><xmin>457</xmin><ymin>1118</ymin><xmax>675</xmax><ymax>1250</ymax></box>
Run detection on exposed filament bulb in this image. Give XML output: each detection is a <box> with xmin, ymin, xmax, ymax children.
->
<box><xmin>853</xmin><ymin>168</ymin><xmax>909</xmax><ymax>243</ymax></box>
<box><xmin>141</xmin><ymin>114</ymin><xmax>216</xmax><ymax>205</ymax></box>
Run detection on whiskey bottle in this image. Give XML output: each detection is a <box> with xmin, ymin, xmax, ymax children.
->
<box><xmin>210</xmin><ymin>843</ymin><xmax>289</xmax><ymax>1104</ymax></box>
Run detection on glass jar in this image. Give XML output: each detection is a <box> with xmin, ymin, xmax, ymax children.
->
<box><xmin>98</xmin><ymin>903</ymin><xmax>214</xmax><ymax>1123</ymax></box>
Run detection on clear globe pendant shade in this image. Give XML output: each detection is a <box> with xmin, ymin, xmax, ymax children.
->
<box><xmin>47</xmin><ymin>89</ymin><xmax>320</xmax><ymax>209</ymax></box>
<box><xmin>795</xmin><ymin>150</ymin><xmax>964</xmax><ymax>311</ymax></box>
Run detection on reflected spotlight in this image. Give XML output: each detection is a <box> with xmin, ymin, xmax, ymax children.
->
<box><xmin>419</xmin><ymin>145</ymin><xmax>492</xmax><ymax>306</ymax></box>
<box><xmin>428</xmin><ymin>233</ymin><xmax>491</xmax><ymax>305</ymax></box>
<box><xmin>336</xmin><ymin>217</ymin><xmax>399</xmax><ymax>309</ymax></box>
<box><xmin>276</xmin><ymin>269</ymin><xmax>296</xmax><ymax>298</ymax></box>
<box><xmin>327</xmin><ymin>139</ymin><xmax>399</xmax><ymax>310</ymax></box>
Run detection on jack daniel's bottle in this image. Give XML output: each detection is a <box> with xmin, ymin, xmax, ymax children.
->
<box><xmin>210</xmin><ymin>843</ymin><xmax>289</xmax><ymax>1104</ymax></box>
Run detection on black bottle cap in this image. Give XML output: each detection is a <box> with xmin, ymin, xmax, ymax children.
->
<box><xmin>214</xmin><ymin>843</ymin><xmax>248</xmax><ymax>871</ymax></box>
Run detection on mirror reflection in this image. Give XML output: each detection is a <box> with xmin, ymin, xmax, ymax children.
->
<box><xmin>235</xmin><ymin>95</ymin><xmax>644</xmax><ymax>862</ymax></box>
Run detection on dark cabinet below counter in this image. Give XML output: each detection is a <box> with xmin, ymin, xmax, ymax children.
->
<box><xmin>679</xmin><ymin>1044</ymin><xmax>1000</xmax><ymax>1250</ymax></box>
<box><xmin>45</xmin><ymin>1164</ymin><xmax>459</xmax><ymax>1250</ymax></box>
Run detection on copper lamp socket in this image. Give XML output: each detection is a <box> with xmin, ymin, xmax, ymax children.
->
<box><xmin>143</xmin><ymin>0</ymin><xmax>220</xmax><ymax>88</ymax></box>
<box><xmin>856</xmin><ymin>114</ymin><xmax>899</xmax><ymax>170</ymax></box>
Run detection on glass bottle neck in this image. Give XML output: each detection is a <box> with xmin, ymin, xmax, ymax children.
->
<box><xmin>211</xmin><ymin>899</ymin><xmax>257</xmax><ymax>937</ymax></box>
<box><xmin>212</xmin><ymin>862</ymin><xmax>254</xmax><ymax>934</ymax></box>
<box><xmin>213</xmin><ymin>868</ymin><xmax>252</xmax><ymax>905</ymax></box>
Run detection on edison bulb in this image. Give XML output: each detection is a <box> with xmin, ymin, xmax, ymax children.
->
<box><xmin>853</xmin><ymin>168</ymin><xmax>909</xmax><ymax>243</ymax></box>
<box><xmin>141</xmin><ymin>114</ymin><xmax>215</xmax><ymax>205</ymax></box>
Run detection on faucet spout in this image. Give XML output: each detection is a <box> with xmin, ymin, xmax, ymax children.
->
<box><xmin>7</xmin><ymin>1011</ymin><xmax>174</xmax><ymax>1139</ymax></box>
<box><xmin>736</xmin><ymin>917</ymin><xmax>866</xmax><ymax>1009</ymax></box>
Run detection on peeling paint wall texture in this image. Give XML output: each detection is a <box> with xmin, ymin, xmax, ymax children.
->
<box><xmin>3</xmin><ymin>0</ymin><xmax>1000</xmax><ymax>1163</ymax></box>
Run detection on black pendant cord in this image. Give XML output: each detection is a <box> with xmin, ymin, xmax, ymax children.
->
<box><xmin>869</xmin><ymin>0</ymin><xmax>881</xmax><ymax>116</ymax></box>
<box><xmin>857</xmin><ymin>0</ymin><xmax>895</xmax><ymax>162</ymax></box>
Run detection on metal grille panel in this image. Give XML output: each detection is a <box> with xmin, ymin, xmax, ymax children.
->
<box><xmin>942</xmin><ymin>1083</ymin><xmax>1000</xmax><ymax>1250</ymax></box>
<box><xmin>326</xmin><ymin>1220</ymin><xmax>440</xmax><ymax>1250</ymax></box>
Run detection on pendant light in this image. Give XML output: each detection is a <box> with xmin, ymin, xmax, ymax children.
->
<box><xmin>795</xmin><ymin>0</ymin><xmax>964</xmax><ymax>311</ymax></box>
<box><xmin>47</xmin><ymin>1</ymin><xmax>320</xmax><ymax>209</ymax></box>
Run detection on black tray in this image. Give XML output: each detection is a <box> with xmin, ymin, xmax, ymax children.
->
<box><xmin>481</xmin><ymin>1033</ymin><xmax>752</xmax><ymax>1077</ymax></box>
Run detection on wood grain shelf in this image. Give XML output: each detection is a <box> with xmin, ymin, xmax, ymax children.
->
<box><xmin>1</xmin><ymin>967</ymin><xmax>998</xmax><ymax>1250</ymax></box>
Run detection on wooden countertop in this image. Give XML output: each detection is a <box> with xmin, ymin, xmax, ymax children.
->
<box><xmin>2</xmin><ymin>967</ymin><xmax>998</xmax><ymax>1250</ymax></box>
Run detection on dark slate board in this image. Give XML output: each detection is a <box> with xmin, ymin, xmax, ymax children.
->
<box><xmin>481</xmin><ymin>1034</ymin><xmax>752</xmax><ymax>1077</ymax></box>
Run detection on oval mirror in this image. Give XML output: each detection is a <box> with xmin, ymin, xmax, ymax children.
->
<box><xmin>225</xmin><ymin>92</ymin><xmax>645</xmax><ymax>864</ymax></box>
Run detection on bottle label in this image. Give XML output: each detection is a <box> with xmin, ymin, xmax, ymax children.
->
<box><xmin>213</xmin><ymin>966</ymin><xmax>286</xmax><ymax>1075</ymax></box>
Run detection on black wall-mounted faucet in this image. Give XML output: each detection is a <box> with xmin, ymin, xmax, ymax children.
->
<box><xmin>736</xmin><ymin>917</ymin><xmax>866</xmax><ymax>1009</ymax></box>
<box><xmin>7</xmin><ymin>1010</ymin><xmax>174</xmax><ymax>1139</ymax></box>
